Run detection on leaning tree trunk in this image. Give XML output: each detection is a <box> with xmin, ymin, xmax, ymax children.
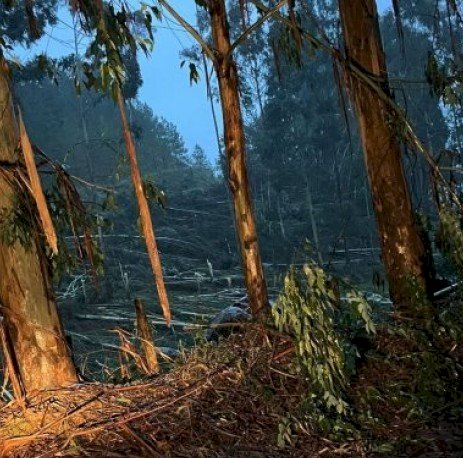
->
<box><xmin>209</xmin><ymin>0</ymin><xmax>269</xmax><ymax>316</ymax></box>
<box><xmin>116</xmin><ymin>89</ymin><xmax>172</xmax><ymax>326</ymax></box>
<box><xmin>338</xmin><ymin>0</ymin><xmax>429</xmax><ymax>311</ymax></box>
<box><xmin>0</xmin><ymin>61</ymin><xmax>77</xmax><ymax>393</ymax></box>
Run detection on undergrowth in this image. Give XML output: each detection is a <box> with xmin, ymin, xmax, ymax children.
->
<box><xmin>270</xmin><ymin>261</ymin><xmax>463</xmax><ymax>455</ymax></box>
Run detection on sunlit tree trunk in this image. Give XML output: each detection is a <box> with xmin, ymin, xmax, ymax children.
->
<box><xmin>134</xmin><ymin>298</ymin><xmax>159</xmax><ymax>375</ymax></box>
<box><xmin>116</xmin><ymin>89</ymin><xmax>172</xmax><ymax>326</ymax></box>
<box><xmin>209</xmin><ymin>0</ymin><xmax>269</xmax><ymax>316</ymax></box>
<box><xmin>338</xmin><ymin>0</ymin><xmax>429</xmax><ymax>310</ymax></box>
<box><xmin>0</xmin><ymin>61</ymin><xmax>77</xmax><ymax>393</ymax></box>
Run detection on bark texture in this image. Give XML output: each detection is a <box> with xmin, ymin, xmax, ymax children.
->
<box><xmin>339</xmin><ymin>0</ymin><xmax>429</xmax><ymax>309</ymax></box>
<box><xmin>117</xmin><ymin>90</ymin><xmax>171</xmax><ymax>326</ymax></box>
<box><xmin>209</xmin><ymin>0</ymin><xmax>269</xmax><ymax>316</ymax></box>
<box><xmin>0</xmin><ymin>61</ymin><xmax>77</xmax><ymax>392</ymax></box>
<box><xmin>134</xmin><ymin>298</ymin><xmax>159</xmax><ymax>374</ymax></box>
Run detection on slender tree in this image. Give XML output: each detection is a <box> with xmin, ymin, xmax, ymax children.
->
<box><xmin>208</xmin><ymin>0</ymin><xmax>269</xmax><ymax>316</ymax></box>
<box><xmin>338</xmin><ymin>0</ymin><xmax>429</xmax><ymax>311</ymax></box>
<box><xmin>69</xmin><ymin>0</ymin><xmax>172</xmax><ymax>325</ymax></box>
<box><xmin>117</xmin><ymin>88</ymin><xmax>172</xmax><ymax>325</ymax></box>
<box><xmin>0</xmin><ymin>60</ymin><xmax>77</xmax><ymax>392</ymax></box>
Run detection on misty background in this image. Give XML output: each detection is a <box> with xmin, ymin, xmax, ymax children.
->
<box><xmin>14</xmin><ymin>0</ymin><xmax>390</xmax><ymax>161</ymax></box>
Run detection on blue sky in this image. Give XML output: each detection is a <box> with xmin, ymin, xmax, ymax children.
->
<box><xmin>15</xmin><ymin>0</ymin><xmax>391</xmax><ymax>162</ymax></box>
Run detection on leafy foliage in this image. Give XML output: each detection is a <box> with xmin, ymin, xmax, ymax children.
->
<box><xmin>0</xmin><ymin>0</ymin><xmax>58</xmax><ymax>55</ymax></box>
<box><xmin>273</xmin><ymin>263</ymin><xmax>348</xmax><ymax>415</ymax></box>
<box><xmin>345</xmin><ymin>291</ymin><xmax>376</xmax><ymax>336</ymax></box>
<box><xmin>142</xmin><ymin>177</ymin><xmax>167</xmax><ymax>209</ymax></box>
<box><xmin>71</xmin><ymin>1</ymin><xmax>154</xmax><ymax>100</ymax></box>
<box><xmin>436</xmin><ymin>205</ymin><xmax>463</xmax><ymax>276</ymax></box>
<box><xmin>272</xmin><ymin>261</ymin><xmax>382</xmax><ymax>442</ymax></box>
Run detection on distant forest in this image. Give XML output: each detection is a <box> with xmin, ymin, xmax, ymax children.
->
<box><xmin>14</xmin><ymin>1</ymin><xmax>450</xmax><ymax>286</ymax></box>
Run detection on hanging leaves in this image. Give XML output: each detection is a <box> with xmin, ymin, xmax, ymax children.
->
<box><xmin>187</xmin><ymin>62</ymin><xmax>200</xmax><ymax>85</ymax></box>
<box><xmin>436</xmin><ymin>206</ymin><xmax>463</xmax><ymax>276</ymax></box>
<box><xmin>142</xmin><ymin>177</ymin><xmax>167</xmax><ymax>209</ymax></box>
<box><xmin>35</xmin><ymin>148</ymin><xmax>101</xmax><ymax>282</ymax></box>
<box><xmin>273</xmin><ymin>263</ymin><xmax>348</xmax><ymax>415</ymax></box>
<box><xmin>24</xmin><ymin>0</ymin><xmax>40</xmax><ymax>39</ymax></box>
<box><xmin>71</xmin><ymin>0</ymin><xmax>154</xmax><ymax>100</ymax></box>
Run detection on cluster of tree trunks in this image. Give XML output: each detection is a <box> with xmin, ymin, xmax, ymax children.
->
<box><xmin>0</xmin><ymin>0</ymin><xmax>435</xmax><ymax>394</ymax></box>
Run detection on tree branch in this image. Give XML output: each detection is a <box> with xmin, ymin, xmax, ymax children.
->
<box><xmin>229</xmin><ymin>0</ymin><xmax>289</xmax><ymax>55</ymax></box>
<box><xmin>157</xmin><ymin>0</ymin><xmax>216</xmax><ymax>63</ymax></box>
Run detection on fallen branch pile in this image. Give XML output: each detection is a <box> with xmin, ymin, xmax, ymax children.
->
<box><xmin>0</xmin><ymin>326</ymin><xmax>366</xmax><ymax>457</ymax></box>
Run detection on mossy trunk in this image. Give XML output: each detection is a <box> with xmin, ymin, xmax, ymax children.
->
<box><xmin>339</xmin><ymin>0</ymin><xmax>429</xmax><ymax>311</ymax></box>
<box><xmin>209</xmin><ymin>0</ymin><xmax>269</xmax><ymax>316</ymax></box>
<box><xmin>0</xmin><ymin>61</ymin><xmax>77</xmax><ymax>393</ymax></box>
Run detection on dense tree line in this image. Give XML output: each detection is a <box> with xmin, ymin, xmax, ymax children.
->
<box><xmin>0</xmin><ymin>0</ymin><xmax>462</xmax><ymax>398</ymax></box>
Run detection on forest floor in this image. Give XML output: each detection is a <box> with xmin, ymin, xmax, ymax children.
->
<box><xmin>0</xmin><ymin>319</ymin><xmax>462</xmax><ymax>457</ymax></box>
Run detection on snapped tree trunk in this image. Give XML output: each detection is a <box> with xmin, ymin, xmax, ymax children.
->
<box><xmin>338</xmin><ymin>0</ymin><xmax>429</xmax><ymax>311</ymax></box>
<box><xmin>0</xmin><ymin>61</ymin><xmax>77</xmax><ymax>393</ymax></box>
<box><xmin>116</xmin><ymin>89</ymin><xmax>172</xmax><ymax>326</ymax></box>
<box><xmin>209</xmin><ymin>0</ymin><xmax>269</xmax><ymax>316</ymax></box>
<box><xmin>134</xmin><ymin>298</ymin><xmax>159</xmax><ymax>375</ymax></box>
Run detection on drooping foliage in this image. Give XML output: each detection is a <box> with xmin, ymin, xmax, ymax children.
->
<box><xmin>0</xmin><ymin>0</ymin><xmax>57</xmax><ymax>53</ymax></box>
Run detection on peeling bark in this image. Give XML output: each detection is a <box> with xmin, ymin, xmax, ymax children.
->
<box><xmin>116</xmin><ymin>90</ymin><xmax>171</xmax><ymax>326</ymax></box>
<box><xmin>135</xmin><ymin>298</ymin><xmax>159</xmax><ymax>375</ymax></box>
<box><xmin>339</xmin><ymin>0</ymin><xmax>429</xmax><ymax>310</ymax></box>
<box><xmin>18</xmin><ymin>110</ymin><xmax>58</xmax><ymax>255</ymax></box>
<box><xmin>209</xmin><ymin>0</ymin><xmax>269</xmax><ymax>316</ymax></box>
<box><xmin>0</xmin><ymin>61</ymin><xmax>77</xmax><ymax>393</ymax></box>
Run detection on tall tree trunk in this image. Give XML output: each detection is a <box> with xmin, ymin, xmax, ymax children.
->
<box><xmin>338</xmin><ymin>0</ymin><xmax>429</xmax><ymax>311</ymax></box>
<box><xmin>0</xmin><ymin>61</ymin><xmax>77</xmax><ymax>393</ymax></box>
<box><xmin>116</xmin><ymin>90</ymin><xmax>172</xmax><ymax>326</ymax></box>
<box><xmin>208</xmin><ymin>0</ymin><xmax>269</xmax><ymax>316</ymax></box>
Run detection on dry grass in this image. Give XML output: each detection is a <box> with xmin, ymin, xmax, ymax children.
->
<box><xmin>0</xmin><ymin>326</ymin><xmax>366</xmax><ymax>457</ymax></box>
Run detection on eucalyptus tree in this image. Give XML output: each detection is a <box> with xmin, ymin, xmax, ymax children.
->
<box><xmin>157</xmin><ymin>0</ymin><xmax>285</xmax><ymax>316</ymax></box>
<box><xmin>0</xmin><ymin>1</ymin><xmax>77</xmax><ymax>393</ymax></box>
<box><xmin>207</xmin><ymin>0</ymin><xmax>270</xmax><ymax>315</ymax></box>
<box><xmin>248</xmin><ymin>0</ymin><xmax>449</xmax><ymax>269</ymax></box>
<box><xmin>248</xmin><ymin>25</ymin><xmax>366</xmax><ymax>264</ymax></box>
<box><xmin>338</xmin><ymin>0</ymin><xmax>430</xmax><ymax>313</ymax></box>
<box><xmin>69</xmin><ymin>0</ymin><xmax>173</xmax><ymax>325</ymax></box>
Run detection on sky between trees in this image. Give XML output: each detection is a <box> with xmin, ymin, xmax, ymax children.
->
<box><xmin>14</xmin><ymin>0</ymin><xmax>390</xmax><ymax>161</ymax></box>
